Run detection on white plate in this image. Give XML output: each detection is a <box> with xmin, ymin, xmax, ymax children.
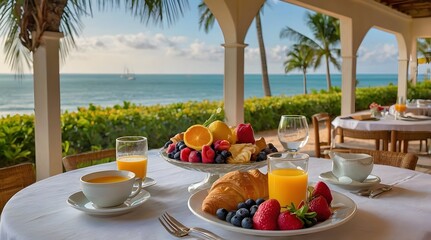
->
<box><xmin>319</xmin><ymin>171</ymin><xmax>381</xmax><ymax>190</ymax></box>
<box><xmin>142</xmin><ymin>177</ymin><xmax>156</xmax><ymax>188</ymax></box>
<box><xmin>67</xmin><ymin>190</ymin><xmax>150</xmax><ymax>216</ymax></box>
<box><xmin>187</xmin><ymin>189</ymin><xmax>357</xmax><ymax>237</ymax></box>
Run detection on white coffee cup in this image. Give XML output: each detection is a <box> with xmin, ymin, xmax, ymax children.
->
<box><xmin>329</xmin><ymin>152</ymin><xmax>374</xmax><ymax>182</ymax></box>
<box><xmin>80</xmin><ymin>170</ymin><xmax>142</xmax><ymax>208</ymax></box>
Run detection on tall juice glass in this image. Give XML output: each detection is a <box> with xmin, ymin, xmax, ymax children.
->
<box><xmin>116</xmin><ymin>136</ymin><xmax>148</xmax><ymax>179</ymax></box>
<box><xmin>395</xmin><ymin>96</ymin><xmax>406</xmax><ymax>120</ymax></box>
<box><xmin>268</xmin><ymin>152</ymin><xmax>309</xmax><ymax>208</ymax></box>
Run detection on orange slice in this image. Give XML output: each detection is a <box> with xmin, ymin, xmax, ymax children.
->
<box><xmin>183</xmin><ymin>124</ymin><xmax>213</xmax><ymax>151</ymax></box>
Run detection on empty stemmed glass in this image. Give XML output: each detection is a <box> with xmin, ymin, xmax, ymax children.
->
<box><xmin>277</xmin><ymin>115</ymin><xmax>309</xmax><ymax>152</ymax></box>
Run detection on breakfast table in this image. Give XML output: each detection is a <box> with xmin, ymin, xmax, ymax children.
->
<box><xmin>332</xmin><ymin>112</ymin><xmax>431</xmax><ymax>132</ymax></box>
<box><xmin>1</xmin><ymin>149</ymin><xmax>430</xmax><ymax>240</ymax></box>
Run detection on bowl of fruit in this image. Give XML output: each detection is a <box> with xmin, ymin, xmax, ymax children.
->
<box><xmin>160</xmin><ymin>119</ymin><xmax>278</xmax><ymax>193</ymax></box>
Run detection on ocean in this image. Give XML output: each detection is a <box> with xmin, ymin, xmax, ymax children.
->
<box><xmin>0</xmin><ymin>73</ymin><xmax>427</xmax><ymax>116</ymax></box>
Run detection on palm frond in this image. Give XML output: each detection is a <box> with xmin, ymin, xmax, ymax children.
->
<box><xmin>198</xmin><ymin>1</ymin><xmax>215</xmax><ymax>33</ymax></box>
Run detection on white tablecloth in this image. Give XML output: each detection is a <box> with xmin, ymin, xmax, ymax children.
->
<box><xmin>1</xmin><ymin>149</ymin><xmax>431</xmax><ymax>240</ymax></box>
<box><xmin>332</xmin><ymin>114</ymin><xmax>431</xmax><ymax>132</ymax></box>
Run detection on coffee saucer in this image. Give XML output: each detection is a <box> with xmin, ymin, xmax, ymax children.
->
<box><xmin>67</xmin><ymin>190</ymin><xmax>150</xmax><ymax>216</ymax></box>
<box><xmin>319</xmin><ymin>171</ymin><xmax>381</xmax><ymax>190</ymax></box>
<box><xmin>142</xmin><ymin>177</ymin><xmax>156</xmax><ymax>188</ymax></box>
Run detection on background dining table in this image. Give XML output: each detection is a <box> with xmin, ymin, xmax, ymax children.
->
<box><xmin>332</xmin><ymin>113</ymin><xmax>431</xmax><ymax>132</ymax></box>
<box><xmin>1</xmin><ymin>149</ymin><xmax>430</xmax><ymax>240</ymax></box>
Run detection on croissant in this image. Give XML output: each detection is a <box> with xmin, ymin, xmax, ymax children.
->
<box><xmin>202</xmin><ymin>169</ymin><xmax>268</xmax><ymax>215</ymax></box>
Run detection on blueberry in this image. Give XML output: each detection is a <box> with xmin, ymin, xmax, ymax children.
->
<box><xmin>268</xmin><ymin>143</ymin><xmax>275</xmax><ymax>149</ymax></box>
<box><xmin>264</xmin><ymin>147</ymin><xmax>272</xmax><ymax>154</ymax></box>
<box><xmin>245</xmin><ymin>199</ymin><xmax>256</xmax><ymax>208</ymax></box>
<box><xmin>225</xmin><ymin>211</ymin><xmax>236</xmax><ymax>223</ymax></box>
<box><xmin>173</xmin><ymin>151</ymin><xmax>181</xmax><ymax>160</ymax></box>
<box><xmin>214</xmin><ymin>154</ymin><xmax>225</xmax><ymax>164</ymax></box>
<box><xmin>241</xmin><ymin>217</ymin><xmax>253</xmax><ymax>229</ymax></box>
<box><xmin>216</xmin><ymin>208</ymin><xmax>228</xmax><ymax>220</ymax></box>
<box><xmin>304</xmin><ymin>217</ymin><xmax>318</xmax><ymax>228</ymax></box>
<box><xmin>237</xmin><ymin>202</ymin><xmax>248</xmax><ymax>210</ymax></box>
<box><xmin>256</xmin><ymin>152</ymin><xmax>267</xmax><ymax>162</ymax></box>
<box><xmin>249</xmin><ymin>205</ymin><xmax>258</xmax><ymax>217</ymax></box>
<box><xmin>163</xmin><ymin>140</ymin><xmax>173</xmax><ymax>149</ymax></box>
<box><xmin>230</xmin><ymin>215</ymin><xmax>243</xmax><ymax>227</ymax></box>
<box><xmin>220</xmin><ymin>150</ymin><xmax>232</xmax><ymax>158</ymax></box>
<box><xmin>236</xmin><ymin>208</ymin><xmax>250</xmax><ymax>218</ymax></box>
<box><xmin>271</xmin><ymin>146</ymin><xmax>278</xmax><ymax>152</ymax></box>
<box><xmin>168</xmin><ymin>152</ymin><xmax>175</xmax><ymax>159</ymax></box>
<box><xmin>256</xmin><ymin>198</ymin><xmax>265</xmax><ymax>206</ymax></box>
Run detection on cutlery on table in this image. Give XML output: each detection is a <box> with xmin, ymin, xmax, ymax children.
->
<box><xmin>352</xmin><ymin>174</ymin><xmax>416</xmax><ymax>198</ymax></box>
<box><xmin>158</xmin><ymin>212</ymin><xmax>224</xmax><ymax>240</ymax></box>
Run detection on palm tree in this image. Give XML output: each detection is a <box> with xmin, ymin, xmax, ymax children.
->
<box><xmin>280</xmin><ymin>12</ymin><xmax>340</xmax><ymax>90</ymax></box>
<box><xmin>418</xmin><ymin>38</ymin><xmax>431</xmax><ymax>64</ymax></box>
<box><xmin>284</xmin><ymin>43</ymin><xmax>315</xmax><ymax>94</ymax></box>
<box><xmin>198</xmin><ymin>1</ymin><xmax>272</xmax><ymax>96</ymax></box>
<box><xmin>0</xmin><ymin>0</ymin><xmax>189</xmax><ymax>74</ymax></box>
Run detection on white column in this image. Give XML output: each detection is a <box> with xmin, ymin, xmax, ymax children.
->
<box><xmin>341</xmin><ymin>55</ymin><xmax>357</xmax><ymax>115</ymax></box>
<box><xmin>398</xmin><ymin>58</ymin><xmax>409</xmax><ymax>99</ymax></box>
<box><xmin>410</xmin><ymin>39</ymin><xmax>418</xmax><ymax>85</ymax></box>
<box><xmin>33</xmin><ymin>31</ymin><xmax>64</xmax><ymax>180</ymax></box>
<box><xmin>223</xmin><ymin>43</ymin><xmax>247</xmax><ymax>126</ymax></box>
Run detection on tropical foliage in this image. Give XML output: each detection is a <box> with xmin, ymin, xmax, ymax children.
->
<box><xmin>0</xmin><ymin>0</ymin><xmax>189</xmax><ymax>74</ymax></box>
<box><xmin>283</xmin><ymin>43</ymin><xmax>316</xmax><ymax>94</ymax></box>
<box><xmin>2</xmin><ymin>82</ymin><xmax>431</xmax><ymax>168</ymax></box>
<box><xmin>280</xmin><ymin>12</ymin><xmax>340</xmax><ymax>90</ymax></box>
<box><xmin>418</xmin><ymin>38</ymin><xmax>431</xmax><ymax>64</ymax></box>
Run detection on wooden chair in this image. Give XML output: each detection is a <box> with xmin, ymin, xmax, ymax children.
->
<box><xmin>390</xmin><ymin>130</ymin><xmax>431</xmax><ymax>153</ymax></box>
<box><xmin>62</xmin><ymin>149</ymin><xmax>116</xmax><ymax>172</ymax></box>
<box><xmin>312</xmin><ymin>113</ymin><xmax>333</xmax><ymax>158</ymax></box>
<box><xmin>335</xmin><ymin>127</ymin><xmax>391</xmax><ymax>151</ymax></box>
<box><xmin>331</xmin><ymin>148</ymin><xmax>418</xmax><ymax>170</ymax></box>
<box><xmin>1</xmin><ymin>163</ymin><xmax>36</xmax><ymax>213</ymax></box>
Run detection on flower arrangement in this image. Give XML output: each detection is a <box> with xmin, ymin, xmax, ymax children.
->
<box><xmin>369</xmin><ymin>102</ymin><xmax>384</xmax><ymax>117</ymax></box>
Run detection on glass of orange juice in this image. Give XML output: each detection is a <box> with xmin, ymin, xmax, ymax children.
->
<box><xmin>268</xmin><ymin>152</ymin><xmax>309</xmax><ymax>209</ymax></box>
<box><xmin>116</xmin><ymin>136</ymin><xmax>148</xmax><ymax>180</ymax></box>
<box><xmin>394</xmin><ymin>96</ymin><xmax>407</xmax><ymax>120</ymax></box>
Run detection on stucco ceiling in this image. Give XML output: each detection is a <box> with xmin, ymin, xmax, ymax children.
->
<box><xmin>374</xmin><ymin>0</ymin><xmax>431</xmax><ymax>18</ymax></box>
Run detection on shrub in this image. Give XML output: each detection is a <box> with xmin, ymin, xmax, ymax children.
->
<box><xmin>0</xmin><ymin>82</ymin><xmax>429</xmax><ymax>167</ymax></box>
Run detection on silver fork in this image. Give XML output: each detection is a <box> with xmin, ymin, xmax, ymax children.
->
<box><xmin>159</xmin><ymin>212</ymin><xmax>224</xmax><ymax>240</ymax></box>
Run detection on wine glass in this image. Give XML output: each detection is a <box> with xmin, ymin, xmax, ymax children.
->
<box><xmin>277</xmin><ymin>115</ymin><xmax>309</xmax><ymax>152</ymax></box>
<box><xmin>394</xmin><ymin>96</ymin><xmax>407</xmax><ymax>120</ymax></box>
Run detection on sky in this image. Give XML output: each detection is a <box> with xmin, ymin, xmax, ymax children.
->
<box><xmin>0</xmin><ymin>1</ymin><xmax>429</xmax><ymax>75</ymax></box>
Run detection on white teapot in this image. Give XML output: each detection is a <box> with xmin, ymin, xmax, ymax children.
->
<box><xmin>328</xmin><ymin>151</ymin><xmax>373</xmax><ymax>182</ymax></box>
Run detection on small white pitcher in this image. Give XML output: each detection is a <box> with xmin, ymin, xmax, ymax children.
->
<box><xmin>328</xmin><ymin>151</ymin><xmax>374</xmax><ymax>182</ymax></box>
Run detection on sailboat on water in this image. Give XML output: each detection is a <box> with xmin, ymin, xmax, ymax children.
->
<box><xmin>121</xmin><ymin>67</ymin><xmax>136</xmax><ymax>80</ymax></box>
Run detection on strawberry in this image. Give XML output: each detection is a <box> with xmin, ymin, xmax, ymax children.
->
<box><xmin>312</xmin><ymin>181</ymin><xmax>333</xmax><ymax>205</ymax></box>
<box><xmin>166</xmin><ymin>142</ymin><xmax>176</xmax><ymax>154</ymax></box>
<box><xmin>201</xmin><ymin>145</ymin><xmax>215</xmax><ymax>163</ymax></box>
<box><xmin>277</xmin><ymin>211</ymin><xmax>304</xmax><ymax>230</ymax></box>
<box><xmin>213</xmin><ymin>140</ymin><xmax>230</xmax><ymax>151</ymax></box>
<box><xmin>180</xmin><ymin>147</ymin><xmax>192</xmax><ymax>162</ymax></box>
<box><xmin>252</xmin><ymin>199</ymin><xmax>280</xmax><ymax>230</ymax></box>
<box><xmin>308</xmin><ymin>195</ymin><xmax>332</xmax><ymax>222</ymax></box>
<box><xmin>236</xmin><ymin>123</ymin><xmax>255</xmax><ymax>144</ymax></box>
<box><xmin>188</xmin><ymin>151</ymin><xmax>201</xmax><ymax>163</ymax></box>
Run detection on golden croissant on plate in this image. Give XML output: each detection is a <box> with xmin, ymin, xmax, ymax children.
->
<box><xmin>202</xmin><ymin>169</ymin><xmax>268</xmax><ymax>215</ymax></box>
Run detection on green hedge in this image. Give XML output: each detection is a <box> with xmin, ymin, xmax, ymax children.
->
<box><xmin>1</xmin><ymin>81</ymin><xmax>430</xmax><ymax>167</ymax></box>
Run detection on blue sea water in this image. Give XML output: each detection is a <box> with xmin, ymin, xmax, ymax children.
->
<box><xmin>0</xmin><ymin>73</ymin><xmax>427</xmax><ymax>116</ymax></box>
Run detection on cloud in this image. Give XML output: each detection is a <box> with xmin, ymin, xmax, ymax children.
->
<box><xmin>358</xmin><ymin>43</ymin><xmax>398</xmax><ymax>63</ymax></box>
